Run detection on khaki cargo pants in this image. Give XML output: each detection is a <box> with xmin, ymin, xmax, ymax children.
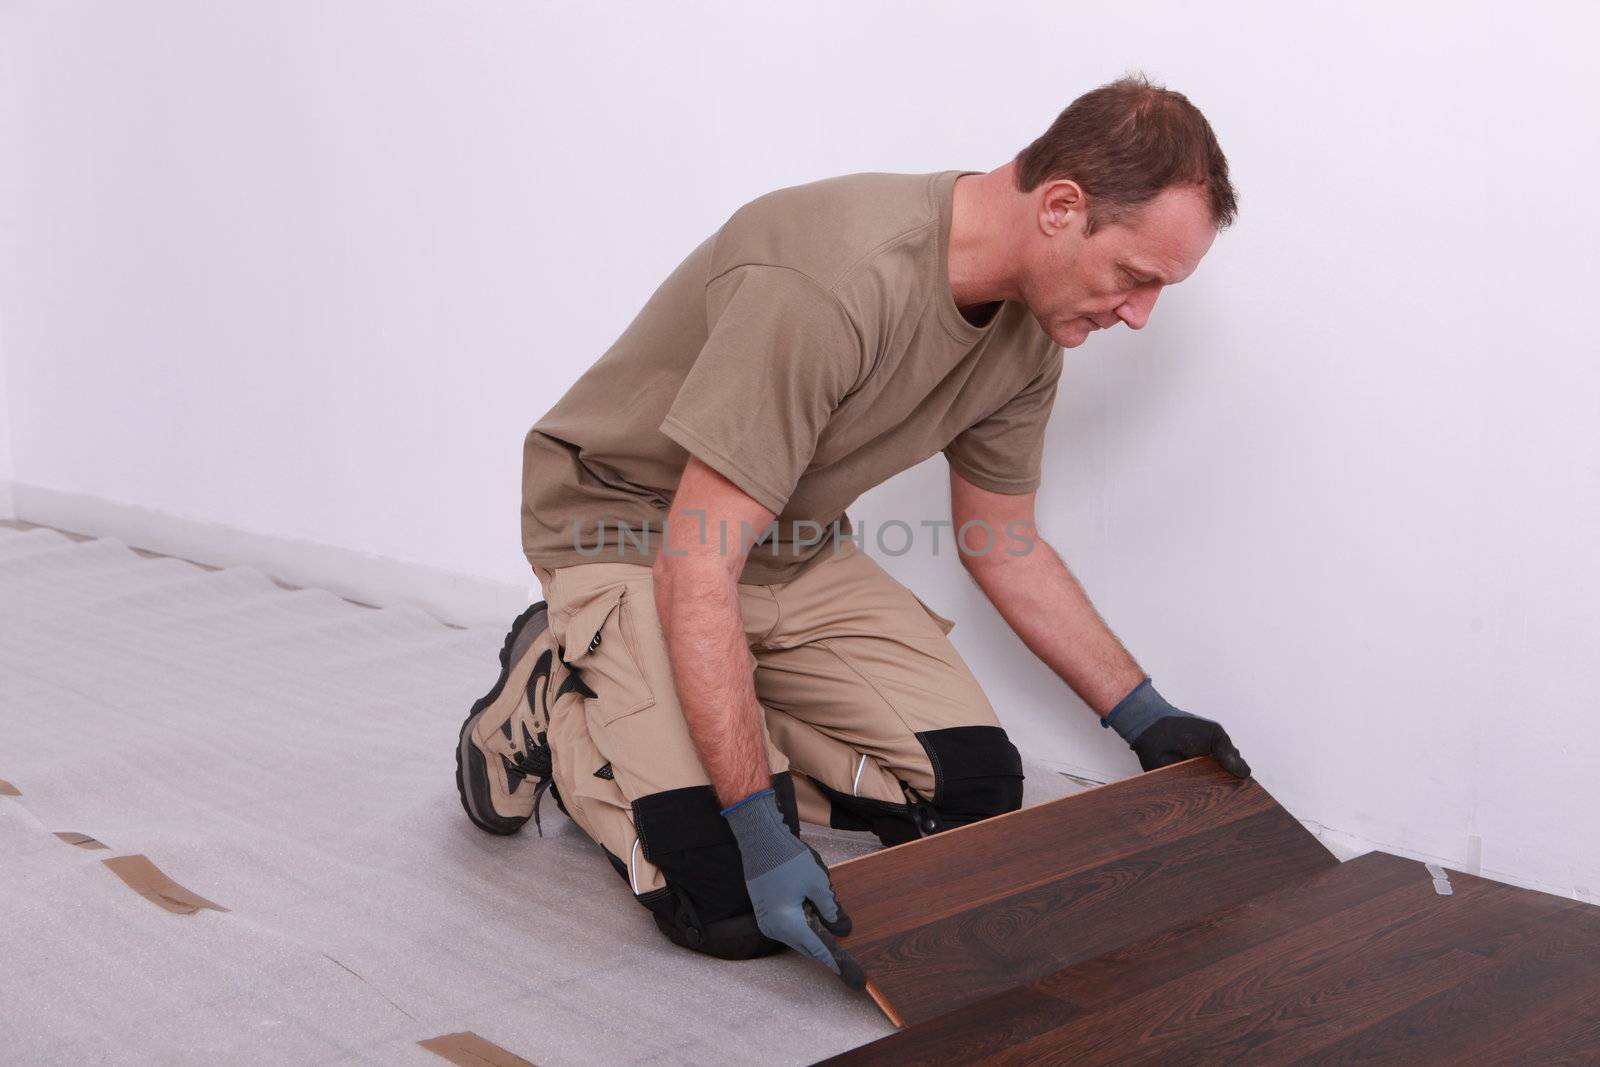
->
<box><xmin>527</xmin><ymin>539</ymin><xmax>1024</xmax><ymax>958</ymax></box>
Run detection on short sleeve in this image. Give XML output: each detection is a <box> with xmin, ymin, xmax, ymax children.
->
<box><xmin>658</xmin><ymin>266</ymin><xmax>864</xmax><ymax>515</ymax></box>
<box><xmin>942</xmin><ymin>349</ymin><xmax>1062</xmax><ymax>494</ymax></box>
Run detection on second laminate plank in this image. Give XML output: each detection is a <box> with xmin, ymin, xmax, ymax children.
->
<box><xmin>1000</xmin><ymin>864</ymin><xmax>1568</xmax><ymax>1064</ymax></box>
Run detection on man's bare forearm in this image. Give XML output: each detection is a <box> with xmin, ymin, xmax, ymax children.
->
<box><xmin>964</xmin><ymin>534</ymin><xmax>1146</xmax><ymax>716</ymax></box>
<box><xmin>652</xmin><ymin>552</ymin><xmax>772</xmax><ymax>808</ymax></box>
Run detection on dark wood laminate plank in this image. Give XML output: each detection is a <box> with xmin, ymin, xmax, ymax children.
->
<box><xmin>1026</xmin><ymin>852</ymin><xmax>1424</xmax><ymax>1011</ymax></box>
<box><xmin>1293</xmin><ymin>899</ymin><xmax>1600</xmax><ymax>1066</ymax></box>
<box><xmin>986</xmin><ymin>867</ymin><xmax>1568</xmax><ymax>1065</ymax></box>
<box><xmin>822</xmin><ymin>855</ymin><xmax>1600</xmax><ymax>1066</ymax></box>
<box><xmin>850</xmin><ymin>805</ymin><xmax>1335</xmax><ymax>1026</ymax></box>
<box><xmin>831</xmin><ymin>759</ymin><xmax>1335</xmax><ymax>1025</ymax></box>
<box><xmin>1465</xmin><ymin>1004</ymin><xmax>1600</xmax><ymax>1067</ymax></box>
<box><xmin>821</xmin><ymin>853</ymin><xmax>1423</xmax><ymax>1066</ymax></box>
<box><xmin>832</xmin><ymin>759</ymin><xmax>1319</xmax><ymax>943</ymax></box>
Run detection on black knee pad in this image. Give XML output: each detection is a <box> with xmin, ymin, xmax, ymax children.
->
<box><xmin>920</xmin><ymin>724</ymin><xmax>1025</xmax><ymax>827</ymax></box>
<box><xmin>812</xmin><ymin>725</ymin><xmax>1025</xmax><ymax>846</ymax></box>
<box><xmin>625</xmin><ymin>772</ymin><xmax>798</xmax><ymax>958</ymax></box>
<box><xmin>645</xmin><ymin>898</ymin><xmax>784</xmax><ymax>960</ymax></box>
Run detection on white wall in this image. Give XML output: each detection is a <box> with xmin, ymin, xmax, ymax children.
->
<box><xmin>3</xmin><ymin>1</ymin><xmax>1596</xmax><ymax>897</ymax></box>
<box><xmin>0</xmin><ymin>327</ymin><xmax>13</xmax><ymax>518</ymax></box>
<box><xmin>0</xmin><ymin>23</ymin><xmax>13</xmax><ymax>518</ymax></box>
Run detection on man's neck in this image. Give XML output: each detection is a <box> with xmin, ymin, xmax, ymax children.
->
<box><xmin>949</xmin><ymin>162</ymin><xmax>1024</xmax><ymax>310</ymax></box>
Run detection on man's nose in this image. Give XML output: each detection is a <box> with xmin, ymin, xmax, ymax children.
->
<box><xmin>1116</xmin><ymin>288</ymin><xmax>1160</xmax><ymax>331</ymax></box>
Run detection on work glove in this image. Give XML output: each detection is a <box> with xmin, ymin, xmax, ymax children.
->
<box><xmin>1101</xmin><ymin>677</ymin><xmax>1251</xmax><ymax>779</ymax></box>
<box><xmin>721</xmin><ymin>788</ymin><xmax>867</xmax><ymax>990</ymax></box>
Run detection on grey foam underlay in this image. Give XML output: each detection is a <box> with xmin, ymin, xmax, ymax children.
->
<box><xmin>0</xmin><ymin>524</ymin><xmax>1086</xmax><ymax>1065</ymax></box>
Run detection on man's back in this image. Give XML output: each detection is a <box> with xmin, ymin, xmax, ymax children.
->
<box><xmin>521</xmin><ymin>170</ymin><xmax>1061</xmax><ymax>584</ymax></box>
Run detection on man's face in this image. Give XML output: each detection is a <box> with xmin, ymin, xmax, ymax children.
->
<box><xmin>1020</xmin><ymin>183</ymin><xmax>1218</xmax><ymax>349</ymax></box>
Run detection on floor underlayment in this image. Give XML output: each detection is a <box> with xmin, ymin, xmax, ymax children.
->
<box><xmin>0</xmin><ymin>524</ymin><xmax>1087</xmax><ymax>1065</ymax></box>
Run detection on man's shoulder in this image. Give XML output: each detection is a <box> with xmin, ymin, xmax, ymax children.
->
<box><xmin>709</xmin><ymin>170</ymin><xmax>952</xmax><ymax>293</ymax></box>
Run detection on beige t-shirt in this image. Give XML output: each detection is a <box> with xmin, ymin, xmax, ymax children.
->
<box><xmin>521</xmin><ymin>169</ymin><xmax>1063</xmax><ymax>585</ymax></box>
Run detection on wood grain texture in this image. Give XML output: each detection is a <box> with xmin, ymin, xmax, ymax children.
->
<box><xmin>829</xmin><ymin>759</ymin><xmax>1336</xmax><ymax>1026</ymax></box>
<box><xmin>824</xmin><ymin>851</ymin><xmax>1600</xmax><ymax>1065</ymax></box>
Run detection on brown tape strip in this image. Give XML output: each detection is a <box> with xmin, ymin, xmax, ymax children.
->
<box><xmin>0</xmin><ymin>779</ymin><xmax>20</xmax><ymax>796</ymax></box>
<box><xmin>102</xmin><ymin>855</ymin><xmax>228</xmax><ymax>915</ymax></box>
<box><xmin>418</xmin><ymin>1032</ymin><xmax>536</xmax><ymax>1067</ymax></box>
<box><xmin>55</xmin><ymin>831</ymin><xmax>110</xmax><ymax>850</ymax></box>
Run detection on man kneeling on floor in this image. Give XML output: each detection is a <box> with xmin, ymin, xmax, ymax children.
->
<box><xmin>456</xmin><ymin>75</ymin><xmax>1252</xmax><ymax>989</ymax></box>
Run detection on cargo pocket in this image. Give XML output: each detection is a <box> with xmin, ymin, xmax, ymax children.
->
<box><xmin>560</xmin><ymin>583</ymin><xmax>657</xmax><ymax>725</ymax></box>
<box><xmin>910</xmin><ymin>591</ymin><xmax>957</xmax><ymax>636</ymax></box>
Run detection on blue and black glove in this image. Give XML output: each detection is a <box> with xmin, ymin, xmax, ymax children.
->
<box><xmin>722</xmin><ymin>788</ymin><xmax>867</xmax><ymax>990</ymax></box>
<box><xmin>1102</xmin><ymin>677</ymin><xmax>1251</xmax><ymax>779</ymax></box>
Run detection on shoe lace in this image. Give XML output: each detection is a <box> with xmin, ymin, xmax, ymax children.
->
<box><xmin>503</xmin><ymin>721</ymin><xmax>557</xmax><ymax>836</ymax></box>
<box><xmin>500</xmin><ymin>650</ymin><xmax>594</xmax><ymax>837</ymax></box>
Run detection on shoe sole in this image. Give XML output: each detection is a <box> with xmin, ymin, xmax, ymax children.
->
<box><xmin>455</xmin><ymin>600</ymin><xmax>549</xmax><ymax>835</ymax></box>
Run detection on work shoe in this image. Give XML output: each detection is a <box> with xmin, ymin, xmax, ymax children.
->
<box><xmin>455</xmin><ymin>601</ymin><xmax>562</xmax><ymax>835</ymax></box>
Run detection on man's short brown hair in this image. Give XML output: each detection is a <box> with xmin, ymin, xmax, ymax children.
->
<box><xmin>1016</xmin><ymin>73</ymin><xmax>1237</xmax><ymax>233</ymax></box>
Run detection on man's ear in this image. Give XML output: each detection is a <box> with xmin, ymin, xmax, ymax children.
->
<box><xmin>1038</xmin><ymin>179</ymin><xmax>1086</xmax><ymax>236</ymax></box>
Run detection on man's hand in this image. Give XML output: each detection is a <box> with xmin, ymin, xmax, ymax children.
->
<box><xmin>1101</xmin><ymin>677</ymin><xmax>1251</xmax><ymax>779</ymax></box>
<box><xmin>722</xmin><ymin>788</ymin><xmax>867</xmax><ymax>990</ymax></box>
